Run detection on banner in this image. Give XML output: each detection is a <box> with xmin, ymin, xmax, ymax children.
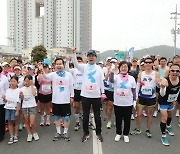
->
<box><xmin>114</xmin><ymin>52</ymin><xmax>125</xmax><ymax>60</ymax></box>
<box><xmin>128</xmin><ymin>47</ymin><xmax>135</xmax><ymax>61</ymax></box>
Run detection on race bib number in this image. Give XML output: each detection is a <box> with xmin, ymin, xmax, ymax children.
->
<box><xmin>141</xmin><ymin>86</ymin><xmax>153</xmax><ymax>95</ymax></box>
<box><xmin>42</xmin><ymin>85</ymin><xmax>51</xmax><ymax>93</ymax></box>
<box><xmin>86</xmin><ymin>83</ymin><xmax>97</xmax><ymax>93</ymax></box>
<box><xmin>116</xmin><ymin>88</ymin><xmax>129</xmax><ymax>97</ymax></box>
<box><xmin>24</xmin><ymin>95</ymin><xmax>31</xmax><ymax>102</ymax></box>
<box><xmin>167</xmin><ymin>94</ymin><xmax>178</xmax><ymax>102</ymax></box>
<box><xmin>56</xmin><ymin>79</ymin><xmax>67</xmax><ymax>88</ymax></box>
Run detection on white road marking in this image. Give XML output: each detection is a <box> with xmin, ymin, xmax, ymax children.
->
<box><xmin>91</xmin><ymin>113</ymin><xmax>103</xmax><ymax>154</ymax></box>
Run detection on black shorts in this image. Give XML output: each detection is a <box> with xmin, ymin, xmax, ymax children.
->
<box><xmin>38</xmin><ymin>93</ymin><xmax>52</xmax><ymax>103</ymax></box>
<box><xmin>74</xmin><ymin>89</ymin><xmax>82</xmax><ymax>102</ymax></box>
<box><xmin>138</xmin><ymin>97</ymin><xmax>156</xmax><ymax>107</ymax></box>
<box><xmin>52</xmin><ymin>103</ymin><xmax>71</xmax><ymax>117</ymax></box>
<box><xmin>105</xmin><ymin>90</ymin><xmax>114</xmax><ymax>102</ymax></box>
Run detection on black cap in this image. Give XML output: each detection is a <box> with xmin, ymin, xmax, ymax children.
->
<box><xmin>87</xmin><ymin>50</ymin><xmax>97</xmax><ymax>57</ymax></box>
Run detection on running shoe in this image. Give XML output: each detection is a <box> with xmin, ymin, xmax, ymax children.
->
<box><xmin>161</xmin><ymin>136</ymin><xmax>169</xmax><ymax>146</ymax></box>
<box><xmin>33</xmin><ymin>133</ymin><xmax>40</xmax><ymax>141</ymax></box>
<box><xmin>146</xmin><ymin>130</ymin><xmax>152</xmax><ymax>138</ymax></box>
<box><xmin>19</xmin><ymin>124</ymin><xmax>23</xmax><ymax>131</ymax></box>
<box><xmin>106</xmin><ymin>121</ymin><xmax>112</xmax><ymax>129</ymax></box>
<box><xmin>97</xmin><ymin>134</ymin><xmax>103</xmax><ymax>142</ymax></box>
<box><xmin>166</xmin><ymin>126</ymin><xmax>174</xmax><ymax>136</ymax></box>
<box><xmin>8</xmin><ymin>137</ymin><xmax>14</xmax><ymax>145</ymax></box>
<box><xmin>153</xmin><ymin>111</ymin><xmax>158</xmax><ymax>118</ymax></box>
<box><xmin>130</xmin><ymin>128</ymin><xmax>142</xmax><ymax>135</ymax></box>
<box><xmin>13</xmin><ymin>135</ymin><xmax>18</xmax><ymax>143</ymax></box>
<box><xmin>131</xmin><ymin>114</ymin><xmax>135</xmax><ymax>120</ymax></box>
<box><xmin>53</xmin><ymin>133</ymin><xmax>61</xmax><ymax>141</ymax></box>
<box><xmin>124</xmin><ymin>136</ymin><xmax>129</xmax><ymax>143</ymax></box>
<box><xmin>40</xmin><ymin>119</ymin><xmax>45</xmax><ymax>126</ymax></box>
<box><xmin>64</xmin><ymin>133</ymin><xmax>70</xmax><ymax>142</ymax></box>
<box><xmin>27</xmin><ymin>134</ymin><xmax>33</xmax><ymax>142</ymax></box>
<box><xmin>81</xmin><ymin>134</ymin><xmax>89</xmax><ymax>142</ymax></box>
<box><xmin>114</xmin><ymin>134</ymin><xmax>121</xmax><ymax>142</ymax></box>
<box><xmin>74</xmin><ymin>122</ymin><xmax>80</xmax><ymax>131</ymax></box>
<box><xmin>46</xmin><ymin>119</ymin><xmax>50</xmax><ymax>126</ymax></box>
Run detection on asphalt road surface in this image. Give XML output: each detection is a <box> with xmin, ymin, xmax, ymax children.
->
<box><xmin>0</xmin><ymin>106</ymin><xmax>179</xmax><ymax>154</ymax></box>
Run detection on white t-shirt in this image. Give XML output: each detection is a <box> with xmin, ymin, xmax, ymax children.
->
<box><xmin>4</xmin><ymin>88</ymin><xmax>20</xmax><ymax>110</ymax></box>
<box><xmin>0</xmin><ymin>74</ymin><xmax>9</xmax><ymax>105</ymax></box>
<box><xmin>71</xmin><ymin>68</ymin><xmax>83</xmax><ymax>90</ymax></box>
<box><xmin>43</xmin><ymin>71</ymin><xmax>74</xmax><ymax>104</ymax></box>
<box><xmin>72</xmin><ymin>54</ymin><xmax>105</xmax><ymax>98</ymax></box>
<box><xmin>114</xmin><ymin>75</ymin><xmax>136</xmax><ymax>106</ymax></box>
<box><xmin>21</xmin><ymin>86</ymin><xmax>37</xmax><ymax>108</ymax></box>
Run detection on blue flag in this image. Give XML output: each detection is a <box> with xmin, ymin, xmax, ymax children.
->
<box><xmin>128</xmin><ymin>47</ymin><xmax>135</xmax><ymax>61</ymax></box>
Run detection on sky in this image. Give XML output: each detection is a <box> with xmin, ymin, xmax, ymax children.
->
<box><xmin>0</xmin><ymin>0</ymin><xmax>180</xmax><ymax>52</ymax></box>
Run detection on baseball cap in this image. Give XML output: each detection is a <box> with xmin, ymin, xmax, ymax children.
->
<box><xmin>87</xmin><ymin>50</ymin><xmax>97</xmax><ymax>57</ymax></box>
<box><xmin>2</xmin><ymin>62</ymin><xmax>10</xmax><ymax>67</ymax></box>
<box><xmin>110</xmin><ymin>58</ymin><xmax>118</xmax><ymax>63</ymax></box>
<box><xmin>13</xmin><ymin>65</ymin><xmax>22</xmax><ymax>70</ymax></box>
<box><xmin>106</xmin><ymin>57</ymin><xmax>112</xmax><ymax>62</ymax></box>
<box><xmin>98</xmin><ymin>61</ymin><xmax>104</xmax><ymax>64</ymax></box>
<box><xmin>27</xmin><ymin>65</ymin><xmax>34</xmax><ymax>70</ymax></box>
<box><xmin>132</xmin><ymin>58</ymin><xmax>138</xmax><ymax>62</ymax></box>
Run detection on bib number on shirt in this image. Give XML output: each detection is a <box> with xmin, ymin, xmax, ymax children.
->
<box><xmin>56</xmin><ymin>79</ymin><xmax>67</xmax><ymax>88</ymax></box>
<box><xmin>141</xmin><ymin>86</ymin><xmax>153</xmax><ymax>95</ymax></box>
<box><xmin>167</xmin><ymin>94</ymin><xmax>178</xmax><ymax>102</ymax></box>
<box><xmin>116</xmin><ymin>88</ymin><xmax>129</xmax><ymax>97</ymax></box>
<box><xmin>42</xmin><ymin>85</ymin><xmax>51</xmax><ymax>93</ymax></box>
<box><xmin>86</xmin><ymin>83</ymin><xmax>97</xmax><ymax>93</ymax></box>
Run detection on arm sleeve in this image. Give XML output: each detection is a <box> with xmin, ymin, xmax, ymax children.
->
<box><xmin>42</xmin><ymin>72</ymin><xmax>53</xmax><ymax>81</ymax></box>
<box><xmin>65</xmin><ymin>61</ymin><xmax>70</xmax><ymax>71</ymax></box>
<box><xmin>72</xmin><ymin>53</ymin><xmax>84</xmax><ymax>73</ymax></box>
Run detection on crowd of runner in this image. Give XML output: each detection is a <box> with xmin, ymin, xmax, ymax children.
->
<box><xmin>0</xmin><ymin>49</ymin><xmax>179</xmax><ymax>146</ymax></box>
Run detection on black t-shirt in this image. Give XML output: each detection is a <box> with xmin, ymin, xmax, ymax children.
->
<box><xmin>158</xmin><ymin>77</ymin><xmax>180</xmax><ymax>105</ymax></box>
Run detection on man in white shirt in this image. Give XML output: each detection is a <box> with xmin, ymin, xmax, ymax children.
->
<box><xmin>72</xmin><ymin>49</ymin><xmax>105</xmax><ymax>142</ymax></box>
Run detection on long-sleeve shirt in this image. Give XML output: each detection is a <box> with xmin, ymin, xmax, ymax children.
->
<box><xmin>72</xmin><ymin>53</ymin><xmax>104</xmax><ymax>98</ymax></box>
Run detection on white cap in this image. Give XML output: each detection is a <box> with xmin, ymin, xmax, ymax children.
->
<box><xmin>2</xmin><ymin>62</ymin><xmax>10</xmax><ymax>67</ymax></box>
<box><xmin>98</xmin><ymin>61</ymin><xmax>104</xmax><ymax>64</ymax></box>
<box><xmin>13</xmin><ymin>65</ymin><xmax>22</xmax><ymax>70</ymax></box>
<box><xmin>140</xmin><ymin>62</ymin><xmax>145</xmax><ymax>66</ymax></box>
<box><xmin>106</xmin><ymin>57</ymin><xmax>112</xmax><ymax>61</ymax></box>
<box><xmin>27</xmin><ymin>65</ymin><xmax>35</xmax><ymax>70</ymax></box>
<box><xmin>110</xmin><ymin>58</ymin><xmax>118</xmax><ymax>63</ymax></box>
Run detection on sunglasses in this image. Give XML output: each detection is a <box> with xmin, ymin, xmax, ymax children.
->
<box><xmin>170</xmin><ymin>69</ymin><xmax>180</xmax><ymax>73</ymax></box>
<box><xmin>144</xmin><ymin>61</ymin><xmax>153</xmax><ymax>64</ymax></box>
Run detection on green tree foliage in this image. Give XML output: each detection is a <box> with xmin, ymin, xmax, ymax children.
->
<box><xmin>31</xmin><ymin>45</ymin><xmax>47</xmax><ymax>63</ymax></box>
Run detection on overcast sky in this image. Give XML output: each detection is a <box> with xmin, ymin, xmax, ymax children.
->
<box><xmin>0</xmin><ymin>0</ymin><xmax>180</xmax><ymax>52</ymax></box>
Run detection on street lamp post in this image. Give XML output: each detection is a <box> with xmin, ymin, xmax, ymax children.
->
<box><xmin>170</xmin><ymin>4</ymin><xmax>180</xmax><ymax>56</ymax></box>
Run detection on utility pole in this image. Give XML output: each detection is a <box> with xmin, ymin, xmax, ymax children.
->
<box><xmin>170</xmin><ymin>4</ymin><xmax>180</xmax><ymax>56</ymax></box>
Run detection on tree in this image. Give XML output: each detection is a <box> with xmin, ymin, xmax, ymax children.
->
<box><xmin>31</xmin><ymin>45</ymin><xmax>47</xmax><ymax>63</ymax></box>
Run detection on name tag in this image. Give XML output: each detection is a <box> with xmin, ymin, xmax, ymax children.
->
<box><xmin>42</xmin><ymin>85</ymin><xmax>51</xmax><ymax>93</ymax></box>
<box><xmin>116</xmin><ymin>88</ymin><xmax>129</xmax><ymax>97</ymax></box>
<box><xmin>141</xmin><ymin>86</ymin><xmax>153</xmax><ymax>95</ymax></box>
<box><xmin>86</xmin><ymin>83</ymin><xmax>97</xmax><ymax>93</ymax></box>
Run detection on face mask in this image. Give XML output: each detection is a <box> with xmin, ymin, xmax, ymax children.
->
<box><xmin>87</xmin><ymin>63</ymin><xmax>96</xmax><ymax>70</ymax></box>
<box><xmin>119</xmin><ymin>73</ymin><xmax>128</xmax><ymax>82</ymax></box>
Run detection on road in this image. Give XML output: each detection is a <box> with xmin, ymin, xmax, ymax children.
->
<box><xmin>0</xmin><ymin>107</ymin><xmax>179</xmax><ymax>154</ymax></box>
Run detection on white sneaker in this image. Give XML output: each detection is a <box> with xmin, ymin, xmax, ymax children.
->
<box><xmin>115</xmin><ymin>134</ymin><xmax>121</xmax><ymax>142</ymax></box>
<box><xmin>106</xmin><ymin>121</ymin><xmax>112</xmax><ymax>129</ymax></box>
<box><xmin>131</xmin><ymin>114</ymin><xmax>135</xmax><ymax>120</ymax></box>
<box><xmin>153</xmin><ymin>111</ymin><xmax>158</xmax><ymax>117</ymax></box>
<box><xmin>33</xmin><ymin>133</ymin><xmax>39</xmax><ymax>141</ymax></box>
<box><xmin>124</xmin><ymin>136</ymin><xmax>129</xmax><ymax>143</ymax></box>
<box><xmin>27</xmin><ymin>134</ymin><xmax>33</xmax><ymax>142</ymax></box>
<box><xmin>176</xmin><ymin>110</ymin><xmax>179</xmax><ymax>117</ymax></box>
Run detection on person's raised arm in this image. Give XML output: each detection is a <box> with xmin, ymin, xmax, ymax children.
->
<box><xmin>72</xmin><ymin>48</ymin><xmax>84</xmax><ymax>73</ymax></box>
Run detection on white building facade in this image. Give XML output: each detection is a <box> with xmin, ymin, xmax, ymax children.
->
<box><xmin>7</xmin><ymin>0</ymin><xmax>92</xmax><ymax>52</ymax></box>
